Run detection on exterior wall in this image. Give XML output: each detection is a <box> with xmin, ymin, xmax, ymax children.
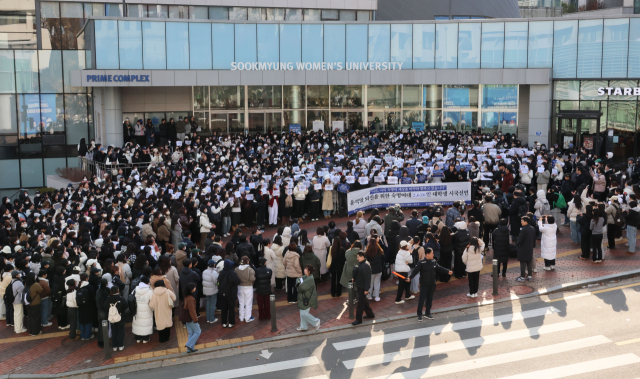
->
<box><xmin>374</xmin><ymin>0</ymin><xmax>521</xmax><ymax>20</ymax></box>
<box><xmin>529</xmin><ymin>84</ymin><xmax>553</xmax><ymax>146</ymax></box>
<box><xmin>56</xmin><ymin>0</ymin><xmax>378</xmax><ymax>10</ymax></box>
<box><xmin>518</xmin><ymin>84</ymin><xmax>531</xmax><ymax>146</ymax></box>
<box><xmin>121</xmin><ymin>87</ymin><xmax>192</xmax><ymax>113</ymax></box>
<box><xmin>102</xmin><ymin>87</ymin><xmax>123</xmax><ymax>148</ymax></box>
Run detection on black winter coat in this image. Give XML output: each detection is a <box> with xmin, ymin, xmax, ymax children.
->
<box><xmin>329</xmin><ymin>248</ymin><xmax>346</xmax><ymax>273</ymax></box>
<box><xmin>103</xmin><ymin>294</ymin><xmax>128</xmax><ymax>320</ymax></box>
<box><xmin>353</xmin><ymin>261</ymin><xmax>371</xmax><ymax>290</ymax></box>
<box><xmin>366</xmin><ymin>252</ymin><xmax>383</xmax><ymax>274</ymax></box>
<box><xmin>409</xmin><ymin>258</ymin><xmax>450</xmax><ymax>286</ymax></box>
<box><xmin>218</xmin><ymin>269</ymin><xmax>240</xmax><ymax>298</ymax></box>
<box><xmin>492</xmin><ymin>225</ymin><xmax>511</xmax><ymax>262</ymax></box>
<box><xmin>508</xmin><ymin>197</ymin><xmax>527</xmax><ymax>236</ymax></box>
<box><xmin>236</xmin><ymin>242</ymin><xmax>256</xmax><ymax>264</ymax></box>
<box><xmin>516</xmin><ymin>224</ymin><xmax>536</xmax><ymax>262</ymax></box>
<box><xmin>179</xmin><ymin>267</ymin><xmax>201</xmax><ymax>299</ymax></box>
<box><xmin>254</xmin><ymin>266</ymin><xmax>272</xmax><ymax>296</ymax></box>
<box><xmin>405</xmin><ymin>217</ymin><xmax>422</xmax><ymax>237</ymax></box>
<box><xmin>452</xmin><ymin>229</ymin><xmax>470</xmax><ymax>254</ymax></box>
<box><xmin>78</xmin><ymin>283</ymin><xmax>97</xmax><ymax>324</ymax></box>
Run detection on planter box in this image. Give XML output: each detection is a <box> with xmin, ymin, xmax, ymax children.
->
<box><xmin>46</xmin><ymin>175</ymin><xmax>81</xmax><ymax>190</ymax></box>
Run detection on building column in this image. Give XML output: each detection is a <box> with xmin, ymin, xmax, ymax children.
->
<box><xmin>528</xmin><ymin>84</ymin><xmax>552</xmax><ymax>148</ymax></box>
<box><xmin>102</xmin><ymin>87</ymin><xmax>123</xmax><ymax>147</ymax></box>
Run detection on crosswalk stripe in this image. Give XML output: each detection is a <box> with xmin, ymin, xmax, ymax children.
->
<box><xmin>367</xmin><ymin>335</ymin><xmax>611</xmax><ymax>379</ymax></box>
<box><xmin>182</xmin><ymin>357</ymin><xmax>320</xmax><ymax>379</ymax></box>
<box><xmin>498</xmin><ymin>354</ymin><xmax>640</xmax><ymax>379</ymax></box>
<box><xmin>333</xmin><ymin>306</ymin><xmax>559</xmax><ymax>351</ymax></box>
<box><xmin>343</xmin><ymin>320</ymin><xmax>584</xmax><ymax>369</ymax></box>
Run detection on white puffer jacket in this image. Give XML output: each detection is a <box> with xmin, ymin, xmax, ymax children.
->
<box><xmin>538</xmin><ymin>220</ymin><xmax>557</xmax><ymax>260</ymax></box>
<box><xmin>353</xmin><ymin>218</ymin><xmax>367</xmax><ymax>239</ymax></box>
<box><xmin>395</xmin><ymin>249</ymin><xmax>413</xmax><ymax>273</ymax></box>
<box><xmin>200</xmin><ymin>212</ymin><xmax>212</xmax><ymax>234</ymax></box>
<box><xmin>202</xmin><ymin>268</ymin><xmax>219</xmax><ymax>296</ymax></box>
<box><xmin>462</xmin><ymin>241</ymin><xmax>485</xmax><ymax>273</ymax></box>
<box><xmin>271</xmin><ymin>243</ymin><xmax>286</xmax><ymax>279</ymax></box>
<box><xmin>132</xmin><ymin>285</ymin><xmax>153</xmax><ymax>336</ymax></box>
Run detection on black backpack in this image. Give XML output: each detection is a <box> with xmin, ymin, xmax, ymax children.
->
<box><xmin>381</xmin><ymin>262</ymin><xmax>391</xmax><ymax>281</ymax></box>
<box><xmin>76</xmin><ymin>286</ymin><xmax>88</xmax><ymax>306</ymax></box>
<box><xmin>517</xmin><ymin>202</ymin><xmax>529</xmax><ymax>218</ymax></box>
<box><xmin>127</xmin><ymin>289</ymin><xmax>137</xmax><ymax>316</ymax></box>
<box><xmin>3</xmin><ymin>280</ymin><xmax>16</xmax><ymax>305</ymax></box>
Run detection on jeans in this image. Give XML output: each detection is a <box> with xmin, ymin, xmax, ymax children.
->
<box><xmin>417</xmin><ymin>284</ymin><xmax>435</xmax><ymax>317</ymax></box>
<box><xmin>299</xmin><ymin>308</ymin><xmax>319</xmax><ymax>330</ymax></box>
<box><xmin>40</xmin><ymin>298</ymin><xmax>51</xmax><ymax>324</ymax></box>
<box><xmin>570</xmin><ymin>220</ymin><xmax>580</xmax><ymax>244</ymax></box>
<box><xmin>369</xmin><ymin>272</ymin><xmax>382</xmax><ymax>298</ymax></box>
<box><xmin>206</xmin><ymin>294</ymin><xmax>217</xmax><ymax>322</ymax></box>
<box><xmin>323</xmin><ymin>210</ymin><xmax>331</xmax><ymax>217</ymax></box>
<box><xmin>222</xmin><ymin>216</ymin><xmax>231</xmax><ymax>235</ymax></box>
<box><xmin>80</xmin><ymin>323</ymin><xmax>92</xmax><ymax>339</ymax></box>
<box><xmin>520</xmin><ymin>260</ymin><xmax>532</xmax><ymax>278</ymax></box>
<box><xmin>185</xmin><ymin>322</ymin><xmax>201</xmax><ymax>349</ymax></box>
<box><xmin>628</xmin><ymin>225</ymin><xmax>637</xmax><ymax>253</ymax></box>
<box><xmin>111</xmin><ymin>320</ymin><xmax>125</xmax><ymax>348</ymax></box>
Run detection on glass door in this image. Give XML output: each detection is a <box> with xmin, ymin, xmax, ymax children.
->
<box><xmin>211</xmin><ymin>113</ymin><xmax>227</xmax><ymax>134</ymax></box>
<box><xmin>229</xmin><ymin>113</ymin><xmax>245</xmax><ymax>134</ymax></box>
<box><xmin>193</xmin><ymin>112</ymin><xmax>210</xmax><ymax>136</ymax></box>
<box><xmin>248</xmin><ymin>113</ymin><xmax>265</xmax><ymax>134</ymax></box>
<box><xmin>266</xmin><ymin>112</ymin><xmax>282</xmax><ymax>133</ymax></box>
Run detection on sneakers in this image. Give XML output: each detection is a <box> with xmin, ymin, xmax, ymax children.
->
<box><xmin>208</xmin><ymin>318</ymin><xmax>219</xmax><ymax>324</ymax></box>
<box><xmin>527</xmin><ymin>276</ymin><xmax>533</xmax><ymax>281</ymax></box>
<box><xmin>42</xmin><ymin>322</ymin><xmax>52</xmax><ymax>327</ymax></box>
<box><xmin>366</xmin><ymin>296</ymin><xmax>373</xmax><ymax>300</ymax></box>
<box><xmin>296</xmin><ymin>327</ymin><xmax>308</xmax><ymax>331</ymax></box>
<box><xmin>113</xmin><ymin>347</ymin><xmax>118</xmax><ymax>352</ymax></box>
<box><xmin>375</xmin><ymin>297</ymin><xmax>381</xmax><ymax>302</ymax></box>
<box><xmin>315</xmin><ymin>320</ymin><xmax>321</xmax><ymax>331</ymax></box>
<box><xmin>467</xmin><ymin>293</ymin><xmax>473</xmax><ymax>297</ymax></box>
<box><xmin>407</xmin><ymin>295</ymin><xmax>415</xmax><ymax>300</ymax></box>
<box><xmin>186</xmin><ymin>347</ymin><xmax>198</xmax><ymax>353</ymax></box>
<box><xmin>418</xmin><ymin>316</ymin><xmax>423</xmax><ymax>322</ymax></box>
<box><xmin>395</xmin><ymin>300</ymin><xmax>405</xmax><ymax>304</ymax></box>
<box><xmin>543</xmin><ymin>267</ymin><xmax>551</xmax><ymax>271</ymax></box>
<box><xmin>425</xmin><ymin>314</ymin><xmax>434</xmax><ymax>320</ymax></box>
<box><xmin>228</xmin><ymin>324</ymin><xmax>235</xmax><ymax>328</ymax></box>
<box><xmin>143</xmin><ymin>340</ymin><xmax>149</xmax><ymax>343</ymax></box>
<box><xmin>59</xmin><ymin>325</ymin><xmax>70</xmax><ymax>330</ymax></box>
<box><xmin>16</xmin><ymin>328</ymin><xmax>27</xmax><ymax>333</ymax></box>
<box><xmin>246</xmin><ymin>317</ymin><xmax>255</xmax><ymax>323</ymax></box>
<box><xmin>222</xmin><ymin>324</ymin><xmax>228</xmax><ymax>328</ymax></box>
<box><xmin>119</xmin><ymin>346</ymin><xmax>124</xmax><ymax>351</ymax></box>
<box><xmin>579</xmin><ymin>256</ymin><xmax>587</xmax><ymax>260</ymax></box>
<box><xmin>136</xmin><ymin>340</ymin><xmax>141</xmax><ymax>343</ymax></box>
<box><xmin>550</xmin><ymin>265</ymin><xmax>555</xmax><ymax>270</ymax></box>
<box><xmin>515</xmin><ymin>277</ymin><xmax>526</xmax><ymax>282</ymax></box>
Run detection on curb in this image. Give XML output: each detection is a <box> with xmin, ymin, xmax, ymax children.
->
<box><xmin>3</xmin><ymin>268</ymin><xmax>640</xmax><ymax>379</ymax></box>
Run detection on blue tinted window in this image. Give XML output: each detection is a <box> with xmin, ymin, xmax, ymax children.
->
<box><xmin>435</xmin><ymin>16</ymin><xmax>449</xmax><ymax>20</ymax></box>
<box><xmin>369</xmin><ymin>24</ymin><xmax>390</xmax><ymax>63</ymax></box>
<box><xmin>481</xmin><ymin>22</ymin><xmax>504</xmax><ymax>69</ymax></box>
<box><xmin>280</xmin><ymin>24</ymin><xmax>301</xmax><ymax>66</ymax></box>
<box><xmin>212</xmin><ymin>24</ymin><xmax>234</xmax><ymax>69</ymax></box>
<box><xmin>142</xmin><ymin>21</ymin><xmax>166</xmax><ymax>69</ymax></box>
<box><xmin>458</xmin><ymin>23</ymin><xmax>480</xmax><ymax>68</ymax></box>
<box><xmin>346</xmin><ymin>24</ymin><xmax>367</xmax><ymax>64</ymax></box>
<box><xmin>577</xmin><ymin>19</ymin><xmax>603</xmax><ymax>78</ymax></box>
<box><xmin>413</xmin><ymin>24</ymin><xmax>435</xmax><ymax>69</ymax></box>
<box><xmin>257</xmin><ymin>24</ymin><xmax>279</xmax><ymax>63</ymax></box>
<box><xmin>505</xmin><ymin>22</ymin><xmax>527</xmax><ymax>68</ymax></box>
<box><xmin>628</xmin><ymin>19</ymin><xmax>640</xmax><ymax>77</ymax></box>
<box><xmin>435</xmin><ymin>23</ymin><xmax>457</xmax><ymax>69</ymax></box>
<box><xmin>528</xmin><ymin>21</ymin><xmax>553</xmax><ymax>68</ymax></box>
<box><xmin>482</xmin><ymin>112</ymin><xmax>499</xmax><ymax>128</ymax></box>
<box><xmin>603</xmin><ymin>18</ymin><xmax>628</xmax><ymax>78</ymax></box>
<box><xmin>324</xmin><ymin>24</ymin><xmax>345</xmax><ymax>66</ymax></box>
<box><xmin>166</xmin><ymin>22</ymin><xmax>189</xmax><ymax>69</ymax></box>
<box><xmin>235</xmin><ymin>24</ymin><xmax>257</xmax><ymax>64</ymax></box>
<box><xmin>189</xmin><ymin>23</ymin><xmax>212</xmax><ymax>69</ymax></box>
<box><xmin>482</xmin><ymin>85</ymin><xmax>518</xmax><ymax>109</ymax></box>
<box><xmin>391</xmin><ymin>24</ymin><xmax>412</xmax><ymax>69</ymax></box>
<box><xmin>302</xmin><ymin>24</ymin><xmax>323</xmax><ymax>63</ymax></box>
<box><xmin>443</xmin><ymin>86</ymin><xmax>469</xmax><ymax>107</ymax></box>
<box><xmin>553</xmin><ymin>20</ymin><xmax>578</xmax><ymax>78</ymax></box>
<box><xmin>95</xmin><ymin>20</ymin><xmax>119</xmax><ymax>69</ymax></box>
<box><xmin>14</xmin><ymin>51</ymin><xmax>38</xmax><ymax>93</ymax></box>
<box><xmin>118</xmin><ymin>21</ymin><xmax>142</xmax><ymax>69</ymax></box>
<box><xmin>20</xmin><ymin>159</ymin><xmax>43</xmax><ymax>188</ymax></box>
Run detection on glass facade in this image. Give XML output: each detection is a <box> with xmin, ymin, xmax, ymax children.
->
<box><xmin>185</xmin><ymin>84</ymin><xmax>519</xmax><ymax>135</ymax></box>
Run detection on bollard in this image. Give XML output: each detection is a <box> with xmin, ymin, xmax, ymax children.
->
<box><xmin>492</xmin><ymin>259</ymin><xmax>499</xmax><ymax>296</ymax></box>
<box><xmin>270</xmin><ymin>294</ymin><xmax>278</xmax><ymax>332</ymax></box>
<box><xmin>348</xmin><ymin>282</ymin><xmax>355</xmax><ymax>320</ymax></box>
<box><xmin>102</xmin><ymin>320</ymin><xmax>111</xmax><ymax>359</ymax></box>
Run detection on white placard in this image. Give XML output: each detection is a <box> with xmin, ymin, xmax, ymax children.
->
<box><xmin>346</xmin><ymin>176</ymin><xmax>355</xmax><ymax>184</ymax></box>
<box><xmin>273</xmin><ymin>190</ymin><xmax>280</xmax><ymax>196</ymax></box>
<box><xmin>312</xmin><ymin>120</ymin><xmax>324</xmax><ymax>132</ymax></box>
<box><xmin>246</xmin><ymin>194</ymin><xmax>254</xmax><ymax>200</ymax></box>
<box><xmin>332</xmin><ymin>120</ymin><xmax>344</xmax><ymax>132</ymax></box>
<box><xmin>521</xmin><ymin>166</ymin><xmax>529</xmax><ymax>174</ymax></box>
<box><xmin>387</xmin><ymin>176</ymin><xmax>398</xmax><ymax>184</ymax></box>
<box><xmin>325</xmin><ymin>184</ymin><xmax>334</xmax><ymax>191</ymax></box>
<box><xmin>314</xmin><ymin>184</ymin><xmax>322</xmax><ymax>190</ymax></box>
<box><xmin>286</xmin><ymin>189</ymin><xmax>293</xmax><ymax>195</ymax></box>
<box><xmin>359</xmin><ymin>177</ymin><xmax>369</xmax><ymax>185</ymax></box>
<box><xmin>537</xmin><ymin>166</ymin><xmax>544</xmax><ymax>173</ymax></box>
<box><xmin>176</xmin><ymin>141</ymin><xmax>183</xmax><ymax>146</ymax></box>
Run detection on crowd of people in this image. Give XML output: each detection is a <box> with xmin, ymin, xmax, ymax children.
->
<box><xmin>0</xmin><ymin>126</ymin><xmax>638</xmax><ymax>353</ymax></box>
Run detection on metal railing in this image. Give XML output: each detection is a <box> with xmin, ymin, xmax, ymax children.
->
<box><xmin>79</xmin><ymin>157</ymin><xmax>160</xmax><ymax>178</ymax></box>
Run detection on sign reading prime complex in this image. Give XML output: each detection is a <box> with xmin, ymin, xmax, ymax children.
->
<box><xmin>598</xmin><ymin>87</ymin><xmax>640</xmax><ymax>96</ymax></box>
<box><xmin>347</xmin><ymin>182</ymin><xmax>471</xmax><ymax>215</ymax></box>
<box><xmin>231</xmin><ymin>62</ymin><xmax>405</xmax><ymax>70</ymax></box>
<box><xmin>86</xmin><ymin>74</ymin><xmax>150</xmax><ymax>83</ymax></box>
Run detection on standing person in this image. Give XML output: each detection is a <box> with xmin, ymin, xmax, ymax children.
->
<box><xmin>567</xmin><ymin>193</ymin><xmax>585</xmax><ymax>245</ymax></box>
<box><xmin>365</xmin><ymin>235</ymin><xmax>384</xmax><ymax>302</ymax></box>
<box><xmin>132</xmin><ymin>277</ymin><xmax>153</xmax><ymax>343</ymax></box>
<box><xmin>539</xmin><ymin>215</ymin><xmax>558</xmax><ymax>270</ymax></box>
<box><xmin>624</xmin><ymin>200</ymin><xmax>640</xmax><ymax>254</ymax></box>
<box><xmin>590</xmin><ymin>207</ymin><xmax>606</xmax><ymax>263</ymax></box>
<box><xmin>340</xmin><ymin>241</ymin><xmax>361</xmax><ymax>292</ymax></box>
<box><xmin>328</xmin><ymin>236</ymin><xmax>346</xmax><ymax>298</ymax></box>
<box><xmin>452</xmin><ymin>220</ymin><xmax>470</xmax><ymax>279</ymax></box>
<box><xmin>235</xmin><ymin>256</ymin><xmax>256</xmax><ymax>323</ymax></box>
<box><xmin>66</xmin><ymin>279</ymin><xmax>78</xmax><ymax>339</ymax></box>
<box><xmin>10</xmin><ymin>270</ymin><xmax>26</xmax><ymax>333</ymax></box>
<box><xmin>491</xmin><ymin>219</ymin><xmax>511</xmax><ymax>277</ymax></box>
<box><xmin>271</xmin><ymin>236</ymin><xmax>286</xmax><ymax>290</ymax></box>
<box><xmin>605</xmin><ymin>196</ymin><xmax>622</xmax><ymax>250</ymax></box>
<box><xmin>283</xmin><ymin>243</ymin><xmax>303</xmax><ymax>304</ymax></box>
<box><xmin>76</xmin><ymin>273</ymin><xmax>96</xmax><ymax>341</ymax></box>
<box><xmin>95</xmin><ymin>278</ymin><xmax>109</xmax><ymax>348</ymax></box>
<box><xmin>408</xmin><ymin>247</ymin><xmax>452</xmax><ymax>321</ymax></box>
<box><xmin>180</xmin><ymin>283</ymin><xmax>200</xmax><ymax>353</ymax></box>
<box><xmin>321</xmin><ymin>178</ymin><xmax>333</xmax><ymax>219</ymax></box>
<box><xmin>515</xmin><ymin>216</ymin><xmax>536</xmax><ymax>282</ymax></box>
<box><xmin>293</xmin><ymin>180</ymin><xmax>308</xmax><ymax>221</ymax></box>
<box><xmin>217</xmin><ymin>260</ymin><xmax>240</xmax><ymax>328</ymax></box>
<box><xmin>408</xmin><ymin>237</ymin><xmax>425</xmax><ymax>294</ymax></box>
<box><xmin>461</xmin><ymin>237</ymin><xmax>485</xmax><ymax>298</ymax></box>
<box><xmin>351</xmin><ymin>252</ymin><xmax>375</xmax><ymax>326</ymax></box>
<box><xmin>312</xmin><ymin>228</ymin><xmax>331</xmax><ymax>282</ymax></box>
<box><xmin>1</xmin><ymin>265</ymin><xmax>13</xmax><ymax>326</ymax></box>
<box><xmin>296</xmin><ymin>265</ymin><xmax>320</xmax><ymax>332</ymax></box>
<box><xmin>202</xmin><ymin>260</ymin><xmax>219</xmax><ymax>324</ymax></box>
<box><xmin>25</xmin><ymin>272</ymin><xmax>44</xmax><ymax>336</ymax></box>
<box><xmin>104</xmin><ymin>286</ymin><xmax>128</xmax><ymax>351</ymax></box>
<box><xmin>268</xmin><ymin>183</ymin><xmax>279</xmax><ymax>227</ymax></box>
<box><xmin>148</xmin><ymin>280</ymin><xmax>176</xmax><ymax>343</ymax></box>
<box><xmin>483</xmin><ymin>196</ymin><xmax>501</xmax><ymax>247</ymax></box>
<box><xmin>394</xmin><ymin>241</ymin><xmax>414</xmax><ymax>304</ymax></box>
<box><xmin>438</xmin><ymin>227</ymin><xmax>454</xmax><ymax>283</ymax></box>
<box><xmin>578</xmin><ymin>205</ymin><xmax>594</xmax><ymax>260</ymax></box>
<box><xmin>254</xmin><ymin>257</ymin><xmax>273</xmax><ymax>320</ymax></box>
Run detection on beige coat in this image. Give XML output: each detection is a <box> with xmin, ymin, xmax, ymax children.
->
<box><xmin>322</xmin><ymin>189</ymin><xmax>333</xmax><ymax>211</ymax></box>
<box><xmin>148</xmin><ymin>286</ymin><xmax>176</xmax><ymax>330</ymax></box>
<box><xmin>283</xmin><ymin>250</ymin><xmax>303</xmax><ymax>278</ymax></box>
<box><xmin>462</xmin><ymin>241</ymin><xmax>485</xmax><ymax>273</ymax></box>
<box><xmin>0</xmin><ymin>273</ymin><xmax>11</xmax><ymax>296</ymax></box>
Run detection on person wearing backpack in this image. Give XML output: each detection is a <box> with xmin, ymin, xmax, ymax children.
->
<box><xmin>77</xmin><ymin>273</ymin><xmax>96</xmax><ymax>341</ymax></box>
<box><xmin>10</xmin><ymin>270</ymin><xmax>26</xmax><ymax>334</ymax></box>
<box><xmin>132</xmin><ymin>276</ymin><xmax>153</xmax><ymax>343</ymax></box>
<box><xmin>104</xmin><ymin>286</ymin><xmax>129</xmax><ymax>351</ymax></box>
<box><xmin>24</xmin><ymin>272</ymin><xmax>44</xmax><ymax>336</ymax></box>
<box><xmin>606</xmin><ymin>196</ymin><xmax>623</xmax><ymax>250</ymax></box>
<box><xmin>66</xmin><ymin>279</ymin><xmax>79</xmax><ymax>339</ymax></box>
<box><xmin>508</xmin><ymin>190</ymin><xmax>528</xmax><ymax>243</ymax></box>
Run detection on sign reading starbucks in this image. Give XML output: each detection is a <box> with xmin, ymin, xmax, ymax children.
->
<box><xmin>597</xmin><ymin>87</ymin><xmax>640</xmax><ymax>96</ymax></box>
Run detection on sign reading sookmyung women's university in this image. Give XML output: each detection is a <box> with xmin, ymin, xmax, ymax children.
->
<box><xmin>231</xmin><ymin>62</ymin><xmax>405</xmax><ymax>70</ymax></box>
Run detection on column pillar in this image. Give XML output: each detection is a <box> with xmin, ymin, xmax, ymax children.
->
<box><xmin>528</xmin><ymin>84</ymin><xmax>552</xmax><ymax>148</ymax></box>
<box><xmin>102</xmin><ymin>87</ymin><xmax>123</xmax><ymax>147</ymax></box>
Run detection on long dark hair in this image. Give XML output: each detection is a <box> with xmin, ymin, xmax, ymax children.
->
<box><xmin>331</xmin><ymin>236</ymin><xmax>342</xmax><ymax>258</ymax></box>
<box><xmin>439</xmin><ymin>226</ymin><xmax>452</xmax><ymax>245</ymax></box>
<box><xmin>466</xmin><ymin>237</ymin><xmax>480</xmax><ymax>251</ymax></box>
<box><xmin>573</xmin><ymin>193</ymin><xmax>583</xmax><ymax>210</ymax></box>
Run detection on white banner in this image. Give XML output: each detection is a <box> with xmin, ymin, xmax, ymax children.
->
<box><xmin>347</xmin><ymin>182</ymin><xmax>471</xmax><ymax>215</ymax></box>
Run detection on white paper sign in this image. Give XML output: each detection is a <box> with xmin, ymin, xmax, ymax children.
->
<box><xmin>537</xmin><ymin>167</ymin><xmax>544</xmax><ymax>173</ymax></box>
<box><xmin>246</xmin><ymin>194</ymin><xmax>254</xmax><ymax>200</ymax></box>
<box><xmin>312</xmin><ymin>120</ymin><xmax>324</xmax><ymax>132</ymax></box>
<box><xmin>325</xmin><ymin>184</ymin><xmax>334</xmax><ymax>191</ymax></box>
<box><xmin>314</xmin><ymin>184</ymin><xmax>322</xmax><ymax>190</ymax></box>
<box><xmin>387</xmin><ymin>176</ymin><xmax>398</xmax><ymax>184</ymax></box>
<box><xmin>273</xmin><ymin>190</ymin><xmax>280</xmax><ymax>196</ymax></box>
<box><xmin>332</xmin><ymin>120</ymin><xmax>344</xmax><ymax>132</ymax></box>
<box><xmin>346</xmin><ymin>176</ymin><xmax>355</xmax><ymax>184</ymax></box>
<box><xmin>359</xmin><ymin>177</ymin><xmax>369</xmax><ymax>185</ymax></box>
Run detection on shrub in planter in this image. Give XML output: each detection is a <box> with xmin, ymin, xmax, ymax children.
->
<box><xmin>55</xmin><ymin>167</ymin><xmax>90</xmax><ymax>182</ymax></box>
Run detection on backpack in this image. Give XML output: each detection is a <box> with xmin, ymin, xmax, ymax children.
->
<box><xmin>22</xmin><ymin>288</ymin><xmax>32</xmax><ymax>306</ymax></box>
<box><xmin>381</xmin><ymin>261</ymin><xmax>391</xmax><ymax>281</ymax></box>
<box><xmin>614</xmin><ymin>205</ymin><xmax>625</xmax><ymax>227</ymax></box>
<box><xmin>554</xmin><ymin>193</ymin><xmax>567</xmax><ymax>209</ymax></box>
<box><xmin>76</xmin><ymin>286</ymin><xmax>88</xmax><ymax>306</ymax></box>
<box><xmin>107</xmin><ymin>302</ymin><xmax>121</xmax><ymax>323</ymax></box>
<box><xmin>517</xmin><ymin>202</ymin><xmax>529</xmax><ymax>218</ymax></box>
<box><xmin>127</xmin><ymin>290</ymin><xmax>138</xmax><ymax>316</ymax></box>
<box><xmin>3</xmin><ymin>280</ymin><xmax>16</xmax><ymax>305</ymax></box>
